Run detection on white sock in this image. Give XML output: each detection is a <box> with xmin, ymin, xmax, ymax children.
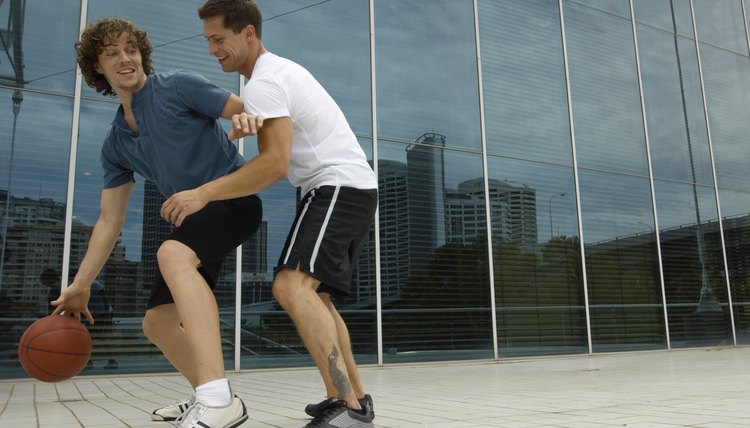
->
<box><xmin>195</xmin><ymin>378</ymin><xmax>232</xmax><ymax>407</ymax></box>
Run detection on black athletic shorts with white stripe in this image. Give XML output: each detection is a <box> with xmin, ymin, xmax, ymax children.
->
<box><xmin>277</xmin><ymin>186</ymin><xmax>377</xmax><ymax>296</ymax></box>
<box><xmin>146</xmin><ymin>194</ymin><xmax>262</xmax><ymax>309</ymax></box>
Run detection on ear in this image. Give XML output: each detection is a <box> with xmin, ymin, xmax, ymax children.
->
<box><xmin>94</xmin><ymin>62</ymin><xmax>103</xmax><ymax>74</ymax></box>
<box><xmin>244</xmin><ymin>24</ymin><xmax>256</xmax><ymax>41</ymax></box>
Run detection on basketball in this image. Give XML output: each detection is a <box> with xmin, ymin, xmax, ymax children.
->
<box><xmin>18</xmin><ymin>315</ymin><xmax>92</xmax><ymax>382</ymax></box>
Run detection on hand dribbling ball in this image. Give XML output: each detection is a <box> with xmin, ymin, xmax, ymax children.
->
<box><xmin>18</xmin><ymin>315</ymin><xmax>92</xmax><ymax>382</ymax></box>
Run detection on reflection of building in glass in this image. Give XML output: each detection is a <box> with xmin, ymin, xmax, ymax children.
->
<box><xmin>446</xmin><ymin>178</ymin><xmax>537</xmax><ymax>246</ymax></box>
<box><xmin>0</xmin><ymin>190</ymin><xmax>134</xmax><ymax>315</ymax></box>
<box><xmin>488</xmin><ymin>180</ymin><xmax>537</xmax><ymax>245</ymax></box>
<box><xmin>407</xmin><ymin>133</ymin><xmax>447</xmax><ymax>273</ymax></box>
<box><xmin>356</xmin><ymin>160</ymin><xmax>409</xmax><ymax>300</ymax></box>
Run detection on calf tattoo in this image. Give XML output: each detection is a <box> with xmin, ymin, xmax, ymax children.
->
<box><xmin>327</xmin><ymin>346</ymin><xmax>352</xmax><ymax>399</ymax></box>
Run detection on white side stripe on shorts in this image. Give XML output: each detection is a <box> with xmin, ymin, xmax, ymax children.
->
<box><xmin>283</xmin><ymin>189</ymin><xmax>316</xmax><ymax>265</ymax></box>
<box><xmin>309</xmin><ymin>186</ymin><xmax>340</xmax><ymax>273</ymax></box>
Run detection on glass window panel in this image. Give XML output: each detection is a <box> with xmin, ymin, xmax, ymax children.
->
<box><xmin>564</xmin><ymin>1</ymin><xmax>649</xmax><ymax>176</ymax></box>
<box><xmin>379</xmin><ymin>141</ymin><xmax>493</xmax><ymax>363</ymax></box>
<box><xmin>578</xmin><ymin>170</ymin><xmax>666</xmax><ymax>351</ymax></box>
<box><xmin>633</xmin><ymin>0</ymin><xmax>694</xmax><ymax>37</ymax></box>
<box><xmin>572</xmin><ymin>0</ymin><xmax>631</xmax><ymax>17</ymax></box>
<box><xmin>637</xmin><ymin>25</ymin><xmax>714</xmax><ymax>185</ymax></box>
<box><xmin>486</xmin><ymin>157</ymin><xmax>586</xmax><ymax>357</ymax></box>
<box><xmin>654</xmin><ymin>180</ymin><xmax>731</xmax><ymax>347</ymax></box>
<box><xmin>693</xmin><ymin>0</ymin><xmax>748</xmax><ymax>55</ymax></box>
<box><xmin>700</xmin><ymin>46</ymin><xmax>750</xmax><ymax>192</ymax></box>
<box><xmin>0</xmin><ymin>0</ymin><xmax>80</xmax><ymax>94</ymax></box>
<box><xmin>234</xmin><ymin>0</ymin><xmax>374</xmax><ymax>369</ymax></box>
<box><xmin>478</xmin><ymin>0</ymin><xmax>572</xmax><ymax>164</ymax></box>
<box><xmin>257</xmin><ymin>0</ymin><xmax>371</xmax><ymax>136</ymax></box>
<box><xmin>717</xmin><ymin>189</ymin><xmax>750</xmax><ymax>345</ymax></box>
<box><xmin>375</xmin><ymin>0</ymin><xmax>481</xmax><ymax>151</ymax></box>
<box><xmin>0</xmin><ymin>91</ymin><xmax>73</xmax><ymax>378</ymax></box>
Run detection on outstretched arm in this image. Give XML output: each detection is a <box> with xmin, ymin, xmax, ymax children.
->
<box><xmin>161</xmin><ymin>116</ymin><xmax>293</xmax><ymax>226</ymax></box>
<box><xmin>52</xmin><ymin>182</ymin><xmax>132</xmax><ymax>323</ymax></box>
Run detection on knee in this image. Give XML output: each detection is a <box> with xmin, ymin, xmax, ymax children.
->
<box><xmin>272</xmin><ymin>280</ymin><xmax>294</xmax><ymax>309</ymax></box>
<box><xmin>157</xmin><ymin>240</ymin><xmax>195</xmax><ymax>273</ymax></box>
<box><xmin>272</xmin><ymin>270</ymin><xmax>320</xmax><ymax>311</ymax></box>
<box><xmin>142</xmin><ymin>311</ymin><xmax>163</xmax><ymax>344</ymax></box>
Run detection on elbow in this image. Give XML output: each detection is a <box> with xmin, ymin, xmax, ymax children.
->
<box><xmin>267</xmin><ymin>157</ymin><xmax>288</xmax><ymax>182</ymax></box>
<box><xmin>273</xmin><ymin>162</ymin><xmax>288</xmax><ymax>181</ymax></box>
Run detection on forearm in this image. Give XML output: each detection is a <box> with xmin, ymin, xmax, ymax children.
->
<box><xmin>198</xmin><ymin>153</ymin><xmax>286</xmax><ymax>202</ymax></box>
<box><xmin>70</xmin><ymin>217</ymin><xmax>124</xmax><ymax>290</ymax></box>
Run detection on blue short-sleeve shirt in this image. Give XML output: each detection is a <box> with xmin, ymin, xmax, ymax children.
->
<box><xmin>100</xmin><ymin>70</ymin><xmax>244</xmax><ymax>197</ymax></box>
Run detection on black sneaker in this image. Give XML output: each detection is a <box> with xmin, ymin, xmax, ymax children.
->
<box><xmin>305</xmin><ymin>394</ymin><xmax>374</xmax><ymax>419</ymax></box>
<box><xmin>304</xmin><ymin>399</ymin><xmax>373</xmax><ymax>428</ymax></box>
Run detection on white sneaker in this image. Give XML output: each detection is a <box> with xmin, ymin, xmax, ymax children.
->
<box><xmin>175</xmin><ymin>395</ymin><xmax>248</xmax><ymax>428</ymax></box>
<box><xmin>151</xmin><ymin>395</ymin><xmax>194</xmax><ymax>421</ymax></box>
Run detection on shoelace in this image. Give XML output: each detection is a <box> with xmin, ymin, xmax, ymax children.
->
<box><xmin>175</xmin><ymin>402</ymin><xmax>208</xmax><ymax>427</ymax></box>
<box><xmin>308</xmin><ymin>400</ymin><xmax>348</xmax><ymax>426</ymax></box>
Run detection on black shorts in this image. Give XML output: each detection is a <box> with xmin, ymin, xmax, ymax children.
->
<box><xmin>277</xmin><ymin>186</ymin><xmax>377</xmax><ymax>296</ymax></box>
<box><xmin>147</xmin><ymin>194</ymin><xmax>262</xmax><ymax>309</ymax></box>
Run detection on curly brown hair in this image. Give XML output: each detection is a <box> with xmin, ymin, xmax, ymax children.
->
<box><xmin>75</xmin><ymin>18</ymin><xmax>154</xmax><ymax>96</ymax></box>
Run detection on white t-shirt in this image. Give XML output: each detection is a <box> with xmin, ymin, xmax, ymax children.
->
<box><xmin>243</xmin><ymin>52</ymin><xmax>377</xmax><ymax>195</ymax></box>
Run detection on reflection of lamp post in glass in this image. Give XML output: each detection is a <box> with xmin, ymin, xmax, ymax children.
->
<box><xmin>0</xmin><ymin>89</ymin><xmax>23</xmax><ymax>290</ymax></box>
<box><xmin>669</xmin><ymin>0</ymin><xmax>719</xmax><ymax>313</ymax></box>
<box><xmin>638</xmin><ymin>221</ymin><xmax>653</xmax><ymax>233</ymax></box>
<box><xmin>1</xmin><ymin>0</ymin><xmax>27</xmax><ymax>293</ymax></box>
<box><xmin>548</xmin><ymin>193</ymin><xmax>565</xmax><ymax>239</ymax></box>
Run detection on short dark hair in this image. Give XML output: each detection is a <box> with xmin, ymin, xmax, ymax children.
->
<box><xmin>198</xmin><ymin>0</ymin><xmax>263</xmax><ymax>39</ymax></box>
<box><xmin>75</xmin><ymin>18</ymin><xmax>154</xmax><ymax>96</ymax></box>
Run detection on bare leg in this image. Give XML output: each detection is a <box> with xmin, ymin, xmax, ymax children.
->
<box><xmin>142</xmin><ymin>304</ymin><xmax>201</xmax><ymax>388</ymax></box>
<box><xmin>155</xmin><ymin>240</ymin><xmax>225</xmax><ymax>386</ymax></box>
<box><xmin>319</xmin><ymin>293</ymin><xmax>366</xmax><ymax>399</ymax></box>
<box><xmin>273</xmin><ymin>267</ymin><xmax>362</xmax><ymax>410</ymax></box>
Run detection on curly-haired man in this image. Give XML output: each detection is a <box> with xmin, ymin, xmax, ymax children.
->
<box><xmin>52</xmin><ymin>17</ymin><xmax>263</xmax><ymax>428</ymax></box>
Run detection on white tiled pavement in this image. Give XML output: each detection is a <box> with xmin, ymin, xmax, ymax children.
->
<box><xmin>1</xmin><ymin>346</ymin><xmax>749</xmax><ymax>427</ymax></box>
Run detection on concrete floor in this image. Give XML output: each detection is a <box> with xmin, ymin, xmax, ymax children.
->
<box><xmin>1</xmin><ymin>346</ymin><xmax>749</xmax><ymax>427</ymax></box>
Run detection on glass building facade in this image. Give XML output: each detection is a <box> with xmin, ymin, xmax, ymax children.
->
<box><xmin>1</xmin><ymin>0</ymin><xmax>750</xmax><ymax>378</ymax></box>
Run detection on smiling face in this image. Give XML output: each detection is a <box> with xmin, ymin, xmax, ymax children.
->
<box><xmin>203</xmin><ymin>16</ymin><xmax>255</xmax><ymax>77</ymax></box>
<box><xmin>94</xmin><ymin>31</ymin><xmax>148</xmax><ymax>96</ymax></box>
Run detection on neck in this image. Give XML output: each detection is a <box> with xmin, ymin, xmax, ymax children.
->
<box><xmin>241</xmin><ymin>43</ymin><xmax>267</xmax><ymax>79</ymax></box>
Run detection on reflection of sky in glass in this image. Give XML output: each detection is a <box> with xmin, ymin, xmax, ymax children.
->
<box><xmin>700</xmin><ymin>47</ymin><xmax>750</xmax><ymax>192</ymax></box>
<box><xmin>0</xmin><ymin>0</ymin><xmax>80</xmax><ymax>93</ymax></box>
<box><xmin>375</xmin><ymin>0</ymin><xmax>481</xmax><ymax>151</ymax></box>
<box><xmin>637</xmin><ymin>25</ymin><xmax>714</xmax><ymax>185</ymax></box>
<box><xmin>653</xmin><ymin>180</ymin><xmax>719</xmax><ymax>229</ymax></box>
<box><xmin>719</xmin><ymin>188</ymin><xmax>750</xmax><ymax>218</ymax></box>
<box><xmin>0</xmin><ymin>90</ymin><xmax>71</xmax><ymax>202</ymax></box>
<box><xmin>693</xmin><ymin>0</ymin><xmax>748</xmax><ymax>55</ymax></box>
<box><xmin>571</xmin><ymin>0</ymin><xmax>632</xmax><ymax>17</ymax></box>
<box><xmin>633</xmin><ymin>0</ymin><xmax>694</xmax><ymax>36</ymax></box>
<box><xmin>479</xmin><ymin>0</ymin><xmax>572</xmax><ymax>165</ymax></box>
<box><xmin>578</xmin><ymin>171</ymin><xmax>655</xmax><ymax>243</ymax></box>
<box><xmin>565</xmin><ymin>2</ymin><xmax>649</xmax><ymax>176</ymax></box>
<box><xmin>258</xmin><ymin>0</ymin><xmax>371</xmax><ymax>135</ymax></box>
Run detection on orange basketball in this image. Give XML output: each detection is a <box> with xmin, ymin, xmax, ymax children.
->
<box><xmin>18</xmin><ymin>315</ymin><xmax>92</xmax><ymax>382</ymax></box>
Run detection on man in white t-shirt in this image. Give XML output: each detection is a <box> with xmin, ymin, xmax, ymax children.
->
<box><xmin>161</xmin><ymin>1</ymin><xmax>378</xmax><ymax>427</ymax></box>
